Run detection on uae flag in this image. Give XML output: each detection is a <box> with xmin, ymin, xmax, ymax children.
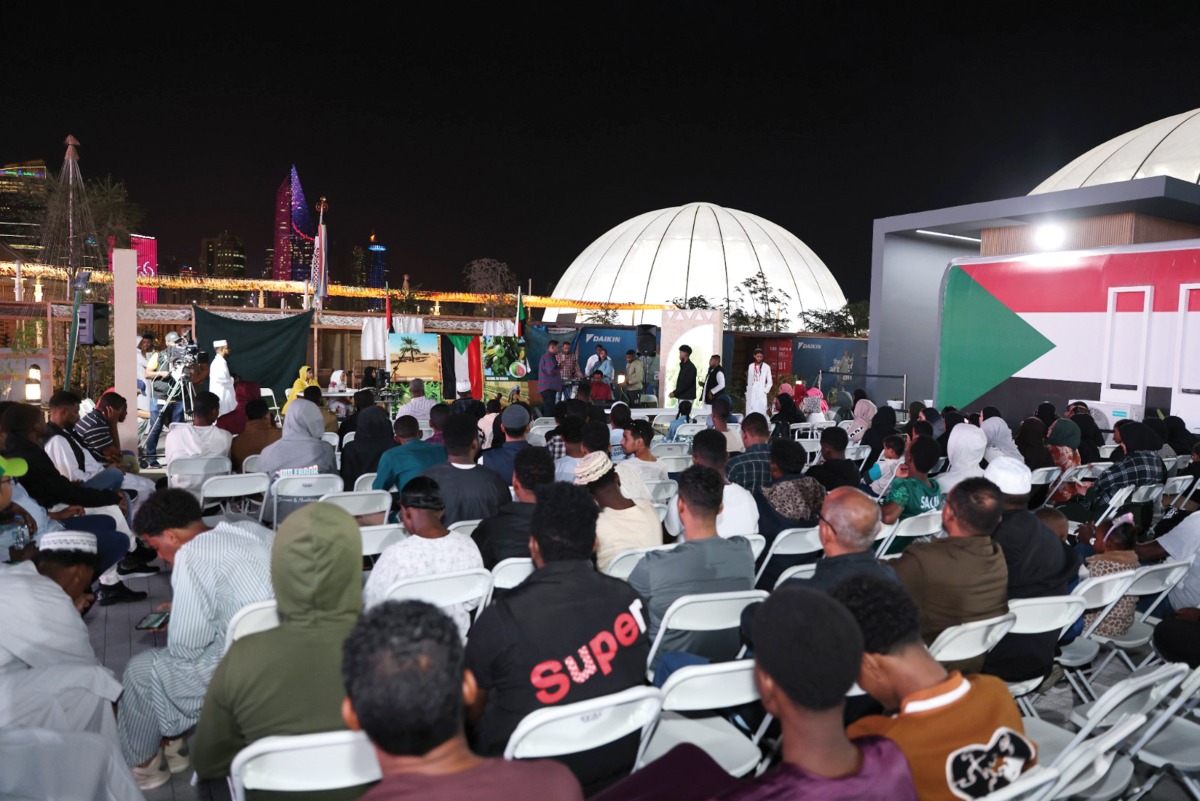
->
<box><xmin>936</xmin><ymin>246</ymin><xmax>1200</xmax><ymax>413</ymax></box>
<box><xmin>443</xmin><ymin>335</ymin><xmax>483</xmax><ymax>399</ymax></box>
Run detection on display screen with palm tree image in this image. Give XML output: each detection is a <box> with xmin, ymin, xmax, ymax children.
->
<box><xmin>388</xmin><ymin>333</ymin><xmax>441</xmax><ymax>383</ymax></box>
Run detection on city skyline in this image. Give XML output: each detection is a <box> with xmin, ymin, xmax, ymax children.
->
<box><xmin>5</xmin><ymin>4</ymin><xmax>1200</xmax><ymax>310</ymax></box>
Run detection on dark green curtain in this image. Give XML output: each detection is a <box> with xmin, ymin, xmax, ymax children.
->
<box><xmin>194</xmin><ymin>308</ymin><xmax>314</xmax><ymax>403</ymax></box>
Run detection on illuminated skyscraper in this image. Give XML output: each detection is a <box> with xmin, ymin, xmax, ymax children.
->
<box><xmin>271</xmin><ymin>166</ymin><xmax>315</xmax><ymax>286</ymax></box>
<box><xmin>0</xmin><ymin>161</ymin><xmax>48</xmax><ymax>259</ymax></box>
<box><xmin>200</xmin><ymin>230</ymin><xmax>247</xmax><ymax>305</ymax></box>
<box><xmin>367</xmin><ymin>234</ymin><xmax>387</xmax><ymax>311</ymax></box>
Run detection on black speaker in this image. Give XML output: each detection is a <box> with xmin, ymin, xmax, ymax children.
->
<box><xmin>636</xmin><ymin>324</ymin><xmax>658</xmax><ymax>356</ymax></box>
<box><xmin>78</xmin><ymin>303</ymin><xmax>109</xmax><ymax>346</ymax></box>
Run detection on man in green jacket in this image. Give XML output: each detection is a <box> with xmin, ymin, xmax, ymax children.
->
<box><xmin>192</xmin><ymin>502</ymin><xmax>367</xmax><ymax>799</ymax></box>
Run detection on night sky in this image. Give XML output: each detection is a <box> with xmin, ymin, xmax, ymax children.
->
<box><xmin>6</xmin><ymin>3</ymin><xmax>1200</xmax><ymax>303</ymax></box>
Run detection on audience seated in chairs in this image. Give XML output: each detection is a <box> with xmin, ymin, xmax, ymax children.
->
<box><xmin>480</xmin><ymin>405</ymin><xmax>532</xmax><ymax>486</ymax></box>
<box><xmin>337</xmin><ymin>389</ymin><xmax>377</xmax><ymax>449</ymax></box>
<box><xmin>229</xmin><ymin>398</ymin><xmax>281</xmax><ymax>473</ymax></box>
<box><xmin>804</xmin><ymin>425</ymin><xmax>861</xmax><ymax>492</ymax></box>
<box><xmin>473</xmin><ymin>447</ymin><xmax>554</xmax><ymax>569</ymax></box>
<box><xmin>193</xmin><ymin>502</ymin><xmax>365</xmax><ymax>790</ymax></box>
<box><xmin>256</xmin><ymin>398</ymin><xmax>338</xmax><ymax>523</ymax></box>
<box><xmin>465</xmin><ymin>482</ymin><xmax>649</xmax><ymax>795</ymax></box>
<box><xmin>752</xmin><ymin>439</ymin><xmax>825</xmax><ymax>563</ymax></box>
<box><xmin>726</xmin><ymin>412</ymin><xmax>772</xmax><ymax>494</ymax></box>
<box><xmin>581</xmin><ymin>420</ymin><xmax>652</xmax><ymax>503</ymax></box>
<box><xmin>665</xmin><ymin>429</ymin><xmax>759</xmax><ymax>540</ymax></box>
<box><xmin>420</xmin><ymin>414</ymin><xmax>510</xmax><ymax>526</ymax></box>
<box><xmin>163</xmin><ymin>391</ymin><xmax>234</xmax><ymax>494</ymax></box>
<box><xmin>343</xmin><ymin>601</ymin><xmax>583</xmax><ymax>801</ymax></box>
<box><xmin>303</xmin><ymin>385</ymin><xmax>340</xmax><ymax>434</ymax></box>
<box><xmin>880</xmin><ymin>436</ymin><xmax>943</xmax><ymax>525</ymax></box>
<box><xmin>576</xmin><ymin>451</ymin><xmax>663</xmax><ymax>573</ymax></box>
<box><xmin>339</xmin><ymin>406</ymin><xmax>396</xmax><ymax>491</ymax></box>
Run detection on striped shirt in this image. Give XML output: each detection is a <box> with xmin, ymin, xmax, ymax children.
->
<box><xmin>74</xmin><ymin>409</ymin><xmax>114</xmax><ymax>460</ymax></box>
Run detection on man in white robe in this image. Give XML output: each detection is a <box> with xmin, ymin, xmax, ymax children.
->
<box><xmin>117</xmin><ymin>488</ymin><xmax>273</xmax><ymax>788</ymax></box>
<box><xmin>0</xmin><ymin>532</ymin><xmax>123</xmax><ymax>745</ymax></box>
<box><xmin>208</xmin><ymin>340</ymin><xmax>237</xmax><ymax>418</ymax></box>
<box><xmin>745</xmin><ymin>347</ymin><xmax>772</xmax><ymax>418</ymax></box>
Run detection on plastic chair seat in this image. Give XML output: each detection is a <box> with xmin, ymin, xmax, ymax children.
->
<box><xmin>1024</xmin><ymin>714</ymin><xmax>1140</xmax><ymax>798</ymax></box>
<box><xmin>1057</xmin><ymin>638</ymin><xmax>1100</xmax><ymax>667</ymax></box>
<box><xmin>1090</xmin><ymin>621</ymin><xmax>1153</xmax><ymax>650</ymax></box>
<box><xmin>638</xmin><ymin>713</ymin><xmax>762</xmax><ymax>777</ymax></box>
<box><xmin>1136</xmin><ymin>717</ymin><xmax>1200</xmax><ymax>770</ymax></box>
<box><xmin>1005</xmin><ymin>677</ymin><xmax>1042</xmax><ymax>700</ymax></box>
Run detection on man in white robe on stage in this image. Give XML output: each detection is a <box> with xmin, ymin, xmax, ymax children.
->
<box><xmin>0</xmin><ymin>531</ymin><xmax>123</xmax><ymax>743</ymax></box>
<box><xmin>745</xmin><ymin>347</ymin><xmax>772</xmax><ymax>418</ymax></box>
<box><xmin>117</xmin><ymin>488</ymin><xmax>273</xmax><ymax>790</ymax></box>
<box><xmin>208</xmin><ymin>339</ymin><xmax>237</xmax><ymax>418</ymax></box>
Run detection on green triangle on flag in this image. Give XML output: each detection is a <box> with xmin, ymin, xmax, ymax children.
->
<box><xmin>936</xmin><ymin>266</ymin><xmax>1056</xmax><ymax>409</ymax></box>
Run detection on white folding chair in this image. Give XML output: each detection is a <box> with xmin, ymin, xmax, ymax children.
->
<box><xmin>317</xmin><ymin>490</ymin><xmax>392</xmax><ymax>519</ymax></box>
<box><xmin>503</xmin><ymin>686</ymin><xmax>663</xmax><ymax>762</ymax></box>
<box><xmin>635</xmin><ymin>660</ymin><xmax>767</xmax><ymax>776</ymax></box>
<box><xmin>527</xmin><ymin>431</ymin><xmax>547</xmax><ymax>447</ymax></box>
<box><xmin>1056</xmin><ymin>571</ymin><xmax>1138</xmax><ymax>702</ymax></box>
<box><xmin>673</xmin><ymin>423</ymin><xmax>706</xmax><ymax>441</ymax></box>
<box><xmin>353</xmin><ymin>472</ymin><xmax>378</xmax><ymax>492</ymax></box>
<box><xmin>929</xmin><ymin>456</ymin><xmax>948</xmax><ymax>476</ymax></box>
<box><xmin>1170</xmin><ymin>474</ymin><xmax>1200</xmax><ymax>511</ymax></box>
<box><xmin>644</xmin><ymin>590</ymin><xmax>770</xmax><ymax>680</ymax></box>
<box><xmin>1162</xmin><ymin>473</ymin><xmax>1195</xmax><ymax>509</ymax></box>
<box><xmin>692</xmin><ymin>414</ymin><xmax>710</xmax><ymax>428</ymax></box>
<box><xmin>223</xmin><ymin>599</ymin><xmax>280</xmax><ymax>653</ymax></box>
<box><xmin>483</xmin><ymin>557</ymin><xmax>535</xmax><ymax>606</ymax></box>
<box><xmin>604</xmin><ymin>544</ymin><xmax>677</xmax><ymax>581</ymax></box>
<box><xmin>200</xmin><ymin>472</ymin><xmax>271</xmax><ymax>524</ymax></box>
<box><xmin>167</xmin><ymin>455</ymin><xmax>232</xmax><ymax>493</ymax></box>
<box><xmin>774</xmin><ymin>562</ymin><xmax>818</xmax><ymax>588</ymax></box>
<box><xmin>797</xmin><ymin>439</ymin><xmax>821</xmax><ymax>465</ymax></box>
<box><xmin>976</xmin><ymin>765</ymin><xmax>1059</xmax><ymax>801</ymax></box>
<box><xmin>447</xmin><ymin>518</ymin><xmax>483</xmax><ymax>537</ymax></box>
<box><xmin>740</xmin><ymin>532</ymin><xmax>766</xmax><ymax>560</ymax></box>
<box><xmin>1043</xmin><ymin>713</ymin><xmax>1147</xmax><ymax>801</ymax></box>
<box><xmin>874</xmin><ymin>509</ymin><xmax>942</xmax><ymax>556</ymax></box>
<box><xmin>1042</xmin><ymin>464</ymin><xmax>1092</xmax><ymax>508</ymax></box>
<box><xmin>272</xmin><ymin>474</ymin><xmax>344</xmax><ymax>527</ymax></box>
<box><xmin>1023</xmin><ymin>663</ymin><xmax>1187</xmax><ymax>801</ymax></box>
<box><xmin>1091</xmin><ymin>558</ymin><xmax>1193</xmax><ymax>673</ymax></box>
<box><xmin>1029</xmin><ymin>465</ymin><xmax>1062</xmax><ymax>494</ymax></box>
<box><xmin>645</xmin><ymin>479</ymin><xmax>678</xmax><ymax>504</ymax></box>
<box><xmin>321</xmin><ymin>431</ymin><xmax>340</xmax><ymax>450</ymax></box>
<box><xmin>1001</xmin><ymin>596</ymin><xmax>1087</xmax><ymax>716</ymax></box>
<box><xmin>638</xmin><ymin>394</ymin><xmax>658</xmax><ymax>406</ymax></box>
<box><xmin>651</xmin><ymin>442</ymin><xmax>689</xmax><ymax>458</ymax></box>
<box><xmin>241</xmin><ymin>454</ymin><xmax>261</xmax><ymax>474</ymax></box>
<box><xmin>656</xmin><ymin>455</ymin><xmax>692</xmax><ymax>473</ymax></box>
<box><xmin>838</xmin><ymin>419</ymin><xmax>854</xmax><ymax>430</ymax></box>
<box><xmin>229</xmin><ymin>730</ymin><xmax>380</xmax><ymax>801</ymax></box>
<box><xmin>653</xmin><ymin>503</ymin><xmax>668</xmax><ymax>524</ymax></box>
<box><xmin>359</xmin><ymin>524</ymin><xmax>406</xmax><ymax>560</ymax></box>
<box><xmin>384</xmin><ymin>568</ymin><xmax>492</xmax><ymax>624</ymax></box>
<box><xmin>789</xmin><ymin>422</ymin><xmax>813</xmax><ymax>440</ymax></box>
<box><xmin>528</xmin><ymin>417</ymin><xmax>557</xmax><ymax>434</ymax></box>
<box><xmin>1099</xmin><ymin>444</ymin><xmax>1119</xmax><ymax>459</ymax></box>
<box><xmin>928</xmin><ymin>613</ymin><xmax>1016</xmax><ymax>664</ymax></box>
<box><xmin>845</xmin><ymin>443</ymin><xmax>871</xmax><ymax>471</ymax></box>
<box><xmin>754</xmin><ymin>527</ymin><xmax>821</xmax><ymax>585</ymax></box>
<box><xmin>1125</xmin><ymin>665</ymin><xmax>1200</xmax><ymax>801</ymax></box>
<box><xmin>259</xmin><ymin>387</ymin><xmax>282</xmax><ymax>421</ymax></box>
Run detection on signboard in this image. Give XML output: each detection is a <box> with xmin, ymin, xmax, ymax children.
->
<box><xmin>792</xmin><ymin>337</ymin><xmax>868</xmax><ymax>402</ymax></box>
<box><xmin>760</xmin><ymin>338</ymin><xmax>793</xmax><ymax>382</ymax></box>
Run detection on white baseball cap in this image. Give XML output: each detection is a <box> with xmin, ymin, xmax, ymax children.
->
<box><xmin>984</xmin><ymin>457</ymin><xmax>1032</xmax><ymax>495</ymax></box>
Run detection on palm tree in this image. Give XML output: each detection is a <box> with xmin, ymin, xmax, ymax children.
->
<box><xmin>399</xmin><ymin>336</ymin><xmax>420</xmax><ymax>362</ymax></box>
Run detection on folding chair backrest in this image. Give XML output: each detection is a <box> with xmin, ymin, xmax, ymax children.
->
<box><xmin>838</xmin><ymin>420</ymin><xmax>854</xmax><ymax>430</ymax></box>
<box><xmin>645</xmin><ymin>479</ymin><xmax>678</xmax><ymax>504</ymax></box>
<box><xmin>1006</xmin><ymin>596</ymin><xmax>1086</xmax><ymax>636</ymax></box>
<box><xmin>1129</xmin><ymin>483</ymin><xmax>1165</xmax><ymax>505</ymax></box>
<box><xmin>447</xmin><ymin>519</ymin><xmax>482</xmax><ymax>537</ymax></box>
<box><xmin>976</xmin><ymin>765</ymin><xmax>1059</xmax><ymax>801</ymax></box>
<box><xmin>384</xmin><ymin>568</ymin><xmax>493</xmax><ymax>611</ymax></box>
<box><xmin>230</xmin><ymin>730</ymin><xmax>381</xmax><ymax>801</ymax></box>
<box><xmin>223</xmin><ymin>599</ymin><xmax>280</xmax><ymax>653</ymax></box>
<box><xmin>651</xmin><ymin>442</ymin><xmax>690</xmax><ymax>458</ymax></box>
<box><xmin>1029</xmin><ymin>466</ymin><xmax>1062</xmax><ymax>487</ymax></box>
<box><xmin>875</xmin><ymin>510</ymin><xmax>943</xmax><ymax>556</ymax></box>
<box><xmin>658</xmin><ymin>660</ymin><xmax>760</xmax><ymax>712</ymax></box>
<box><xmin>1072</xmin><ymin>571</ymin><xmax>1138</xmax><ymax>636</ymax></box>
<box><xmin>657</xmin><ymin>455</ymin><xmax>692</xmax><ymax>473</ymax></box>
<box><xmin>1126</xmin><ymin>559</ymin><xmax>1193</xmax><ymax>621</ymax></box>
<box><xmin>491</xmin><ymin>557</ymin><xmax>535</xmax><ymax>591</ymax></box>
<box><xmin>321</xmin><ymin>431</ymin><xmax>340</xmax><ymax>449</ymax></box>
<box><xmin>653</xmin><ymin>503</ymin><xmax>668</xmax><ymax>524</ymax></box>
<box><xmin>928</xmin><ymin>613</ymin><xmax>1016</xmax><ymax>663</ymax></box>
<box><xmin>1096</xmin><ymin>485</ymin><xmax>1136</xmax><ymax>525</ymax></box>
<box><xmin>674</xmin><ymin>423</ymin><xmax>705</xmax><ymax>440</ymax></box>
<box><xmin>353</xmin><ymin>472</ymin><xmax>377</xmax><ymax>492</ymax></box>
<box><xmin>797</xmin><ymin>439</ymin><xmax>821</xmax><ymax>464</ymax></box>
<box><xmin>775</xmin><ymin>562</ymin><xmax>817</xmax><ymax>587</ymax></box>
<box><xmin>359</xmin><ymin>524</ymin><xmax>406</xmax><ymax>558</ymax></box>
<box><xmin>503</xmin><ymin>686</ymin><xmax>663</xmax><ymax>761</ymax></box>
<box><xmin>200</xmin><ymin>473</ymin><xmax>271</xmax><ymax>523</ymax></box>
<box><xmin>754</xmin><ymin>527</ymin><xmax>821</xmax><ymax>584</ymax></box>
<box><xmin>645</xmin><ymin>590</ymin><xmax>770</xmax><ymax>673</ymax></box>
<box><xmin>168</xmin><ymin>456</ymin><xmax>232</xmax><ymax>488</ymax></box>
<box><xmin>1048</xmin><ymin>713</ymin><xmax>1146</xmax><ymax>800</ymax></box>
<box><xmin>1066</xmin><ymin>663</ymin><xmax>1187</xmax><ymax>748</ymax></box>
<box><xmin>845</xmin><ymin>444</ymin><xmax>871</xmax><ymax>470</ymax></box>
<box><xmin>241</xmin><ymin>454</ymin><xmax>261</xmax><ymax>474</ymax></box>
<box><xmin>317</xmin><ymin>490</ymin><xmax>392</xmax><ymax>518</ymax></box>
<box><xmin>528</xmin><ymin>417</ymin><xmax>557</xmax><ymax>433</ymax></box>
<box><xmin>1162</xmin><ymin>473</ymin><xmax>1193</xmax><ymax>499</ymax></box>
<box><xmin>740</xmin><ymin>532</ymin><xmax>766</xmax><ymax>560</ymax></box>
<box><xmin>1042</xmin><ymin>464</ymin><xmax>1092</xmax><ymax>507</ymax></box>
<box><xmin>605</xmin><ymin>544</ymin><xmax>677</xmax><ymax>580</ymax></box>
<box><xmin>929</xmin><ymin>457</ymin><xmax>948</xmax><ymax>476</ymax></box>
<box><xmin>527</xmin><ymin>432</ymin><xmax>547</xmax><ymax>447</ymax></box>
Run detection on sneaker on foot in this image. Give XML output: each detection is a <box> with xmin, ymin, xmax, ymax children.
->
<box><xmin>144</xmin><ymin>458</ymin><xmax>161</xmax><ymax>469</ymax></box>
<box><xmin>132</xmin><ymin>541</ymin><xmax>158</xmax><ymax>564</ymax></box>
<box><xmin>98</xmin><ymin>581</ymin><xmax>149</xmax><ymax>606</ymax></box>
<box><xmin>132</xmin><ymin>751</ymin><xmax>170</xmax><ymax>791</ymax></box>
<box><xmin>117</xmin><ymin>556</ymin><xmax>160</xmax><ymax>579</ymax></box>
<box><xmin>163</xmin><ymin>737</ymin><xmax>190</xmax><ymax>773</ymax></box>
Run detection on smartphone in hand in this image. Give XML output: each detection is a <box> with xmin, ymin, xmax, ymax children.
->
<box><xmin>135</xmin><ymin>611</ymin><xmax>170</xmax><ymax>631</ymax></box>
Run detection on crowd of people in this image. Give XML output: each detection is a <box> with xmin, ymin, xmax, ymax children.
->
<box><xmin>6</xmin><ymin>339</ymin><xmax>1200</xmax><ymax>800</ymax></box>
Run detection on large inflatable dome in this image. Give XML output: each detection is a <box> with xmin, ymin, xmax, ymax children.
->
<box><xmin>1031</xmin><ymin>107</ymin><xmax>1200</xmax><ymax>194</ymax></box>
<box><xmin>543</xmin><ymin>201</ymin><xmax>847</xmax><ymax>326</ymax></box>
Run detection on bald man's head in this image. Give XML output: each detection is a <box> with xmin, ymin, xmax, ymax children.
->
<box><xmin>821</xmin><ymin>487</ymin><xmax>881</xmax><ymax>553</ymax></box>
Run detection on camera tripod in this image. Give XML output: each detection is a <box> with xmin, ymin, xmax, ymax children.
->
<box><xmin>139</xmin><ymin>369</ymin><xmax>197</xmax><ymax>466</ymax></box>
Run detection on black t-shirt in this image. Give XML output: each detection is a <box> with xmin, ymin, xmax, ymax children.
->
<box><xmin>465</xmin><ymin>560</ymin><xmax>650</xmax><ymax>793</ymax></box>
<box><xmin>805</xmin><ymin>458</ymin><xmax>862</xmax><ymax>492</ymax></box>
<box><xmin>472</xmin><ymin>503</ymin><xmax>536</xmax><ymax>569</ymax></box>
<box><xmin>421</xmin><ymin>463</ymin><xmax>511</xmax><ymax>526</ymax></box>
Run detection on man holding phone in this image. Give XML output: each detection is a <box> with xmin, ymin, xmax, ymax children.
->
<box><xmin>116</xmin><ymin>489</ymin><xmax>274</xmax><ymax>790</ymax></box>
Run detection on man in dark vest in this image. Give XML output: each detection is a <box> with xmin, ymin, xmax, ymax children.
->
<box><xmin>669</xmin><ymin>345</ymin><xmax>697</xmax><ymax>403</ymax></box>
<box><xmin>702</xmin><ymin>354</ymin><xmax>727</xmax><ymax>405</ymax></box>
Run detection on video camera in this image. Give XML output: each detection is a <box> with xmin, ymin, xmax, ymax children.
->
<box><xmin>166</xmin><ymin>331</ymin><xmax>208</xmax><ymax>377</ymax></box>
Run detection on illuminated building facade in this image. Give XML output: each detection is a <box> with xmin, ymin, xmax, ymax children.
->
<box><xmin>200</xmin><ymin>231</ymin><xmax>247</xmax><ymax>305</ymax></box>
<box><xmin>367</xmin><ymin>235</ymin><xmax>387</xmax><ymax>310</ymax></box>
<box><xmin>0</xmin><ymin>161</ymin><xmax>48</xmax><ymax>259</ymax></box>
<box><xmin>271</xmin><ymin>166</ymin><xmax>315</xmax><ymax>287</ymax></box>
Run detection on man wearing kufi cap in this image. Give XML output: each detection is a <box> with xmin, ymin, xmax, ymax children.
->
<box><xmin>0</xmin><ymin>529</ymin><xmax>125</xmax><ymax>751</ymax></box>
<box><xmin>208</xmin><ymin>339</ymin><xmax>236</xmax><ymax>419</ymax></box>
<box><xmin>449</xmin><ymin>378</ymin><xmax>486</xmax><ymax>419</ymax></box>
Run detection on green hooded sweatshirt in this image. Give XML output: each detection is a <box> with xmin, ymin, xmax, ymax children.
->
<box><xmin>193</xmin><ymin>503</ymin><xmax>370</xmax><ymax>800</ymax></box>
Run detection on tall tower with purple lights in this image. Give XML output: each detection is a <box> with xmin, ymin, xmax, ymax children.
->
<box><xmin>366</xmin><ymin>233</ymin><xmax>387</xmax><ymax>310</ymax></box>
<box><xmin>271</xmin><ymin>166</ymin><xmax>315</xmax><ymax>285</ymax></box>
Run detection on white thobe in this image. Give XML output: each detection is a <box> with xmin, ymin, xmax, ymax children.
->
<box><xmin>44</xmin><ymin>434</ymin><xmax>156</xmax><ymax>517</ymax></box>
<box><xmin>209</xmin><ymin>353</ymin><xmax>236</xmax><ymax>417</ymax></box>
<box><xmin>116</xmin><ymin>521</ymin><xmax>274</xmax><ymax>765</ymax></box>
<box><xmin>0</xmin><ymin>563</ymin><xmax>123</xmax><ymax>746</ymax></box>
<box><xmin>746</xmin><ymin>361</ymin><xmax>772</xmax><ymax>417</ymax></box>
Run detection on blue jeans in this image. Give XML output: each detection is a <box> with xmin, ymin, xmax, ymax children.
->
<box><xmin>145</xmin><ymin>399</ymin><xmax>182</xmax><ymax>456</ymax></box>
<box><xmin>83</xmin><ymin>468</ymin><xmax>125</xmax><ymax>491</ymax></box>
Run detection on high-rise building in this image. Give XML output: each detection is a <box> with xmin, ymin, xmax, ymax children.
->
<box><xmin>200</xmin><ymin>230</ymin><xmax>247</xmax><ymax>305</ymax></box>
<box><xmin>0</xmin><ymin>161</ymin><xmax>48</xmax><ymax>260</ymax></box>
<box><xmin>271</xmin><ymin>166</ymin><xmax>315</xmax><ymax>290</ymax></box>
<box><xmin>367</xmin><ymin>234</ymin><xmax>387</xmax><ymax>311</ymax></box>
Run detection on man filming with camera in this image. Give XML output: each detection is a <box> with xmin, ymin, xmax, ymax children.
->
<box><xmin>142</xmin><ymin>331</ymin><xmax>189</xmax><ymax>469</ymax></box>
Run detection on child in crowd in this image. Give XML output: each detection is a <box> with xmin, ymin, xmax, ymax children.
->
<box><xmin>866</xmin><ymin>434</ymin><xmax>905</xmax><ymax>496</ymax></box>
<box><xmin>1035</xmin><ymin>506</ymin><xmax>1070</xmax><ymax>542</ymax></box>
<box><xmin>1081</xmin><ymin>514</ymin><xmax>1142</xmax><ymax>638</ymax></box>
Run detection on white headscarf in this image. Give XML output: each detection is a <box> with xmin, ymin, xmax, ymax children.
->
<box><xmin>936</xmin><ymin>424</ymin><xmax>988</xmax><ymax>495</ymax></box>
<box><xmin>981</xmin><ymin>416</ymin><xmax>1022</xmax><ymax>464</ymax></box>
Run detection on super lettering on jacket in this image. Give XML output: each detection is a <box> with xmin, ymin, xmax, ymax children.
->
<box><xmin>529</xmin><ymin>598</ymin><xmax>647</xmax><ymax>704</ymax></box>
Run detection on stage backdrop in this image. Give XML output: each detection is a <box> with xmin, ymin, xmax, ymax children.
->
<box><xmin>195</xmin><ymin>308</ymin><xmax>314</xmax><ymax>405</ymax></box>
<box><xmin>661</xmin><ymin>310</ymin><xmax>722</xmax><ymax>407</ymax></box>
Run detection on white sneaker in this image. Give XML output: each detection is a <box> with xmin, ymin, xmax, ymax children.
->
<box><xmin>164</xmin><ymin>736</ymin><xmax>190</xmax><ymax>773</ymax></box>
<box><xmin>132</xmin><ymin>750</ymin><xmax>171</xmax><ymax>790</ymax></box>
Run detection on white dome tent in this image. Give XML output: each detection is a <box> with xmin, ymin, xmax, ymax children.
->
<box><xmin>544</xmin><ymin>201</ymin><xmax>846</xmax><ymax>326</ymax></box>
<box><xmin>1031</xmin><ymin>107</ymin><xmax>1200</xmax><ymax>194</ymax></box>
